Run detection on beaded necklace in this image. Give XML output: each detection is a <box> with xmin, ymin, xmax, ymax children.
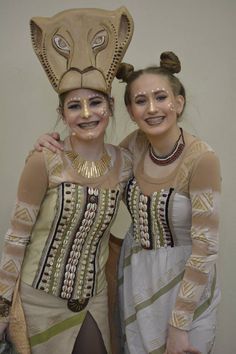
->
<box><xmin>149</xmin><ymin>128</ymin><xmax>185</xmax><ymax>166</ymax></box>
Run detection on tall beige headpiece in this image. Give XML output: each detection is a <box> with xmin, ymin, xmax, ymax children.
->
<box><xmin>30</xmin><ymin>7</ymin><xmax>134</xmax><ymax>95</ymax></box>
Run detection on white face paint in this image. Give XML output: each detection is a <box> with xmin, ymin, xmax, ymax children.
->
<box><xmin>87</xmin><ymin>132</ymin><xmax>95</xmax><ymax>140</ymax></box>
<box><xmin>66</xmin><ymin>94</ymin><xmax>108</xmax><ymax>119</ymax></box>
<box><xmin>63</xmin><ymin>88</ymin><xmax>111</xmax><ymax>142</ymax></box>
<box><xmin>128</xmin><ymin>74</ymin><xmax>184</xmax><ymax>138</ymax></box>
<box><xmin>167</xmin><ymin>102</ymin><xmax>176</xmax><ymax>112</ymax></box>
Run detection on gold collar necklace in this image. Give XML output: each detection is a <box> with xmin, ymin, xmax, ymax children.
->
<box><xmin>65</xmin><ymin>140</ymin><xmax>111</xmax><ymax>178</ymax></box>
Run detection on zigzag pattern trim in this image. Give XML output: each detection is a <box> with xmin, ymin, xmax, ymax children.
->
<box><xmin>192</xmin><ymin>191</ymin><xmax>213</xmax><ymax>213</ymax></box>
<box><xmin>12</xmin><ymin>200</ymin><xmax>39</xmax><ymax>226</ymax></box>
<box><xmin>179</xmin><ymin>279</ymin><xmax>195</xmax><ymax>300</ymax></box>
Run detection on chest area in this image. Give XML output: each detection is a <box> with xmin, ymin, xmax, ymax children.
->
<box><xmin>125</xmin><ymin>177</ymin><xmax>192</xmax><ymax>249</ymax></box>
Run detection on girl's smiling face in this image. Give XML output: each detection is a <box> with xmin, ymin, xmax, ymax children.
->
<box><xmin>62</xmin><ymin>88</ymin><xmax>112</xmax><ymax>141</ymax></box>
<box><xmin>127</xmin><ymin>73</ymin><xmax>184</xmax><ymax>138</ymax></box>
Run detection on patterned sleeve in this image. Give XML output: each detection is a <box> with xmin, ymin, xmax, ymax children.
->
<box><xmin>0</xmin><ymin>151</ymin><xmax>48</xmax><ymax>319</ymax></box>
<box><xmin>169</xmin><ymin>151</ymin><xmax>221</xmax><ymax>330</ymax></box>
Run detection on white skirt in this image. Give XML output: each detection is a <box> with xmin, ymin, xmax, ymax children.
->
<box><xmin>118</xmin><ymin>228</ymin><xmax>220</xmax><ymax>354</ymax></box>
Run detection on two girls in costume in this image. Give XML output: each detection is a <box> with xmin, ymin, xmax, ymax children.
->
<box><xmin>37</xmin><ymin>51</ymin><xmax>221</xmax><ymax>354</ymax></box>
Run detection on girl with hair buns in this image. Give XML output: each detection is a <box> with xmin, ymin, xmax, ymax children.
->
<box><xmin>34</xmin><ymin>51</ymin><xmax>221</xmax><ymax>354</ymax></box>
<box><xmin>117</xmin><ymin>51</ymin><xmax>221</xmax><ymax>354</ymax></box>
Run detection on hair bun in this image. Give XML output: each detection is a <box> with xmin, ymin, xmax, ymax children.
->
<box><xmin>160</xmin><ymin>51</ymin><xmax>181</xmax><ymax>74</ymax></box>
<box><xmin>116</xmin><ymin>62</ymin><xmax>134</xmax><ymax>82</ymax></box>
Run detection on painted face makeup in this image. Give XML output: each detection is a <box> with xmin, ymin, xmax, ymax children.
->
<box><xmin>132</xmin><ymin>87</ymin><xmax>175</xmax><ymax>111</ymax></box>
<box><xmin>66</xmin><ymin>94</ymin><xmax>109</xmax><ymax>119</ymax></box>
<box><xmin>133</xmin><ymin>87</ymin><xmax>168</xmax><ymax>98</ymax></box>
<box><xmin>128</xmin><ymin>74</ymin><xmax>183</xmax><ymax>138</ymax></box>
<box><xmin>63</xmin><ymin>89</ymin><xmax>110</xmax><ymax>141</ymax></box>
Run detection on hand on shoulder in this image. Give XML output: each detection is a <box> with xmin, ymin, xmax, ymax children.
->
<box><xmin>34</xmin><ymin>132</ymin><xmax>63</xmax><ymax>153</ymax></box>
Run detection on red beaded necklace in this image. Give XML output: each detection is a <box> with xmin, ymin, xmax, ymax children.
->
<box><xmin>149</xmin><ymin>128</ymin><xmax>185</xmax><ymax>166</ymax></box>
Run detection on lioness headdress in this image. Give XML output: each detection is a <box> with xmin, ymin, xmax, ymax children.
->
<box><xmin>30</xmin><ymin>7</ymin><xmax>134</xmax><ymax>94</ymax></box>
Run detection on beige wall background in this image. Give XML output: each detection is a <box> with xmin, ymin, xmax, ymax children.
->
<box><xmin>0</xmin><ymin>0</ymin><xmax>235</xmax><ymax>352</ymax></box>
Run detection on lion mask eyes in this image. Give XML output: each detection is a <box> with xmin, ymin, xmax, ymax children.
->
<box><xmin>91</xmin><ymin>30</ymin><xmax>108</xmax><ymax>51</ymax></box>
<box><xmin>53</xmin><ymin>35</ymin><xmax>70</xmax><ymax>54</ymax></box>
<box><xmin>53</xmin><ymin>30</ymin><xmax>108</xmax><ymax>56</ymax></box>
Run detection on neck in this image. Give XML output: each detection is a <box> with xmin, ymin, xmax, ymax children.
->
<box><xmin>70</xmin><ymin>135</ymin><xmax>105</xmax><ymax>160</ymax></box>
<box><xmin>147</xmin><ymin>126</ymin><xmax>182</xmax><ymax>156</ymax></box>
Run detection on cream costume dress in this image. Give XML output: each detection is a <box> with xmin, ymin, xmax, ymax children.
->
<box><xmin>119</xmin><ymin>129</ymin><xmax>221</xmax><ymax>354</ymax></box>
<box><xmin>0</xmin><ymin>139</ymin><xmax>132</xmax><ymax>353</ymax></box>
<box><xmin>0</xmin><ymin>6</ymin><xmax>134</xmax><ymax>354</ymax></box>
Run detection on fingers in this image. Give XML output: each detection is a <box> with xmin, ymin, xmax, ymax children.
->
<box><xmin>34</xmin><ymin>133</ymin><xmax>63</xmax><ymax>153</ymax></box>
<box><xmin>51</xmin><ymin>132</ymin><xmax>61</xmax><ymax>140</ymax></box>
<box><xmin>46</xmin><ymin>137</ymin><xmax>63</xmax><ymax>151</ymax></box>
<box><xmin>43</xmin><ymin>139</ymin><xmax>63</xmax><ymax>153</ymax></box>
<box><xmin>34</xmin><ymin>144</ymin><xmax>43</xmax><ymax>152</ymax></box>
<box><xmin>46</xmin><ymin>133</ymin><xmax>63</xmax><ymax>151</ymax></box>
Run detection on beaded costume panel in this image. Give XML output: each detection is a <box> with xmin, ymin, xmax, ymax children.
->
<box><xmin>126</xmin><ymin>178</ymin><xmax>174</xmax><ymax>249</ymax></box>
<box><xmin>31</xmin><ymin>183</ymin><xmax>120</xmax><ymax>302</ymax></box>
<box><xmin>0</xmin><ymin>141</ymin><xmax>132</xmax><ymax>309</ymax></box>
